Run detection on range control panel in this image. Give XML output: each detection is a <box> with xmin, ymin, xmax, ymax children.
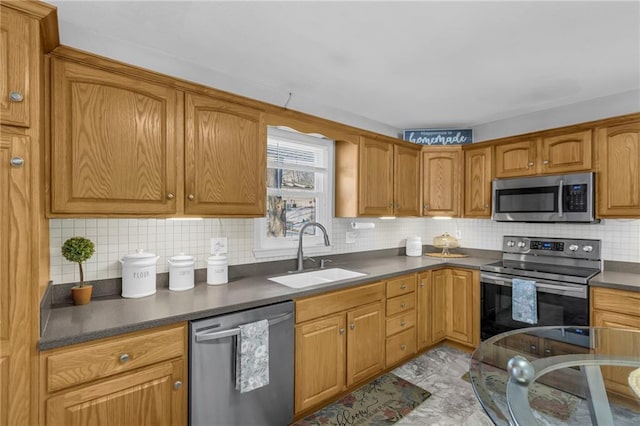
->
<box><xmin>502</xmin><ymin>236</ymin><xmax>601</xmax><ymax>259</ymax></box>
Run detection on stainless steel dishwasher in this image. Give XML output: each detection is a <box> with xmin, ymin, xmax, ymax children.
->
<box><xmin>189</xmin><ymin>301</ymin><xmax>294</xmax><ymax>426</ymax></box>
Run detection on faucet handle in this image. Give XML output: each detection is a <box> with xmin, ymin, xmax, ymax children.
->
<box><xmin>304</xmin><ymin>256</ymin><xmax>316</xmax><ymax>264</ymax></box>
<box><xmin>320</xmin><ymin>259</ymin><xmax>333</xmax><ymax>269</ymax></box>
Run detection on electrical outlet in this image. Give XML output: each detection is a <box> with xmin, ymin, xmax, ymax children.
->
<box><xmin>345</xmin><ymin>231</ymin><xmax>356</xmax><ymax>244</ymax></box>
<box><xmin>455</xmin><ymin>230</ymin><xmax>462</xmax><ymax>239</ymax></box>
<box><xmin>211</xmin><ymin>237</ymin><xmax>228</xmax><ymax>254</ymax></box>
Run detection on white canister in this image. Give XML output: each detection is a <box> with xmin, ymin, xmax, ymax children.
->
<box><xmin>120</xmin><ymin>249</ymin><xmax>159</xmax><ymax>298</ymax></box>
<box><xmin>168</xmin><ymin>253</ymin><xmax>195</xmax><ymax>291</ymax></box>
<box><xmin>207</xmin><ymin>254</ymin><xmax>228</xmax><ymax>285</ymax></box>
<box><xmin>406</xmin><ymin>236</ymin><xmax>423</xmax><ymax>257</ymax></box>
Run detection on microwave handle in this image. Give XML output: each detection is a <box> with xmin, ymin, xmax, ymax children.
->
<box><xmin>558</xmin><ymin>179</ymin><xmax>564</xmax><ymax>218</ymax></box>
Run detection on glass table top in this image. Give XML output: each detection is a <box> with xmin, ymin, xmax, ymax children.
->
<box><xmin>470</xmin><ymin>327</ymin><xmax>640</xmax><ymax>425</ymax></box>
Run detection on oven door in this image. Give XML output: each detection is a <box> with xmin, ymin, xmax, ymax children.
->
<box><xmin>480</xmin><ymin>272</ymin><xmax>589</xmax><ymax>341</ymax></box>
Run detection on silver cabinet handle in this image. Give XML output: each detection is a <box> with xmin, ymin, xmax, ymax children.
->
<box><xmin>528</xmin><ymin>161</ymin><xmax>534</xmax><ymax>167</ymax></box>
<box><xmin>166</xmin><ymin>192</ymin><xmax>175</xmax><ymax>200</ymax></box>
<box><xmin>484</xmin><ymin>203</ymin><xmax>489</xmax><ymax>209</ymax></box>
<box><xmin>10</xmin><ymin>157</ymin><xmax>24</xmax><ymax>167</ymax></box>
<box><xmin>187</xmin><ymin>194</ymin><xmax>195</xmax><ymax>201</ymax></box>
<box><xmin>388</xmin><ymin>202</ymin><xmax>393</xmax><ymax>208</ymax></box>
<box><xmin>544</xmin><ymin>348</ymin><xmax>551</xmax><ymax>354</ymax></box>
<box><xmin>400</xmin><ymin>344</ymin><xmax>407</xmax><ymax>351</ymax></box>
<box><xmin>9</xmin><ymin>91</ymin><xmax>24</xmax><ymax>102</ymax></box>
<box><xmin>173</xmin><ymin>380</ymin><xmax>182</xmax><ymax>390</ymax></box>
<box><xmin>339</xmin><ymin>328</ymin><xmax>345</xmax><ymax>335</ymax></box>
<box><xmin>400</xmin><ymin>302</ymin><xmax>406</xmax><ymax>308</ymax></box>
<box><xmin>530</xmin><ymin>344</ymin><xmax>537</xmax><ymax>352</ymax></box>
<box><xmin>419</xmin><ymin>282</ymin><xmax>425</xmax><ymax>287</ymax></box>
<box><xmin>400</xmin><ymin>284</ymin><xmax>407</xmax><ymax>290</ymax></box>
<box><xmin>424</xmin><ymin>204</ymin><xmax>429</xmax><ymax>210</ymax></box>
<box><xmin>350</xmin><ymin>323</ymin><xmax>355</xmax><ymax>330</ymax></box>
<box><xmin>119</xmin><ymin>353</ymin><xmax>129</xmax><ymax>364</ymax></box>
<box><xmin>400</xmin><ymin>321</ymin><xmax>406</xmax><ymax>327</ymax></box>
<box><xmin>543</xmin><ymin>160</ymin><xmax>549</xmax><ymax>165</ymax></box>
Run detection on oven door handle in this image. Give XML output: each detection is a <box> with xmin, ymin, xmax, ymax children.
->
<box><xmin>481</xmin><ymin>273</ymin><xmax>587</xmax><ymax>297</ymax></box>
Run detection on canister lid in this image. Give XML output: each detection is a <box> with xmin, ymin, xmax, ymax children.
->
<box><xmin>121</xmin><ymin>249</ymin><xmax>158</xmax><ymax>264</ymax></box>
<box><xmin>169</xmin><ymin>252</ymin><xmax>195</xmax><ymax>262</ymax></box>
<box><xmin>207</xmin><ymin>254</ymin><xmax>227</xmax><ymax>262</ymax></box>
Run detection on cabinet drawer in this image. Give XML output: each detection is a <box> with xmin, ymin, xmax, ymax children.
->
<box><xmin>44</xmin><ymin>323</ymin><xmax>186</xmax><ymax>393</ymax></box>
<box><xmin>385</xmin><ymin>328</ymin><xmax>416</xmax><ymax>367</ymax></box>
<box><xmin>386</xmin><ymin>274</ymin><xmax>416</xmax><ymax>298</ymax></box>
<box><xmin>591</xmin><ymin>287</ymin><xmax>640</xmax><ymax>317</ymax></box>
<box><xmin>386</xmin><ymin>310</ymin><xmax>416</xmax><ymax>337</ymax></box>
<box><xmin>296</xmin><ymin>281</ymin><xmax>384</xmax><ymax>323</ymax></box>
<box><xmin>386</xmin><ymin>294</ymin><xmax>415</xmax><ymax>316</ymax></box>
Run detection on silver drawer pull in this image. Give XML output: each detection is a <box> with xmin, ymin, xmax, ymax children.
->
<box><xmin>119</xmin><ymin>353</ymin><xmax>129</xmax><ymax>364</ymax></box>
<box><xmin>173</xmin><ymin>380</ymin><xmax>182</xmax><ymax>390</ymax></box>
<box><xmin>400</xmin><ymin>321</ymin><xmax>406</xmax><ymax>327</ymax></box>
<box><xmin>9</xmin><ymin>91</ymin><xmax>24</xmax><ymax>102</ymax></box>
<box><xmin>10</xmin><ymin>157</ymin><xmax>24</xmax><ymax>167</ymax></box>
<box><xmin>400</xmin><ymin>284</ymin><xmax>407</xmax><ymax>290</ymax></box>
<box><xmin>400</xmin><ymin>344</ymin><xmax>407</xmax><ymax>351</ymax></box>
<box><xmin>400</xmin><ymin>302</ymin><xmax>406</xmax><ymax>308</ymax></box>
<box><xmin>339</xmin><ymin>328</ymin><xmax>345</xmax><ymax>335</ymax></box>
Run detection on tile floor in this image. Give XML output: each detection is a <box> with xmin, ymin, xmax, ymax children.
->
<box><xmin>391</xmin><ymin>345</ymin><xmax>639</xmax><ymax>426</ymax></box>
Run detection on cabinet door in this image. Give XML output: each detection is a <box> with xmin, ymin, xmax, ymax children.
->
<box><xmin>346</xmin><ymin>302</ymin><xmax>384</xmax><ymax>386</ymax></box>
<box><xmin>592</xmin><ymin>310</ymin><xmax>640</xmax><ymax>399</ymax></box>
<box><xmin>596</xmin><ymin>120</ymin><xmax>640</xmax><ymax>217</ymax></box>
<box><xmin>540</xmin><ymin>130</ymin><xmax>592</xmax><ymax>174</ymax></box>
<box><xmin>430</xmin><ymin>269</ymin><xmax>448</xmax><ymax>343</ymax></box>
<box><xmin>46</xmin><ymin>360</ymin><xmax>186</xmax><ymax>426</ymax></box>
<box><xmin>447</xmin><ymin>269</ymin><xmax>479</xmax><ymax>346</ymax></box>
<box><xmin>359</xmin><ymin>137</ymin><xmax>393</xmax><ymax>216</ymax></box>
<box><xmin>463</xmin><ymin>145</ymin><xmax>492</xmax><ymax>217</ymax></box>
<box><xmin>394</xmin><ymin>143</ymin><xmax>421</xmax><ymax>216</ymax></box>
<box><xmin>421</xmin><ymin>148</ymin><xmax>460</xmax><ymax>217</ymax></box>
<box><xmin>0</xmin><ymin>133</ymin><xmax>32</xmax><ymax>426</ymax></box>
<box><xmin>494</xmin><ymin>139</ymin><xmax>538</xmax><ymax>178</ymax></box>
<box><xmin>0</xmin><ymin>8</ymin><xmax>34</xmax><ymax>127</ymax></box>
<box><xmin>50</xmin><ymin>59</ymin><xmax>179</xmax><ymax>215</ymax></box>
<box><xmin>416</xmin><ymin>271</ymin><xmax>431</xmax><ymax>350</ymax></box>
<box><xmin>184</xmin><ymin>94</ymin><xmax>266</xmax><ymax>216</ymax></box>
<box><xmin>295</xmin><ymin>314</ymin><xmax>346</xmax><ymax>413</ymax></box>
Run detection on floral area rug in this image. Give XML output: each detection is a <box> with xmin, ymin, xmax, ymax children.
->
<box><xmin>462</xmin><ymin>371</ymin><xmax>580</xmax><ymax>421</ymax></box>
<box><xmin>292</xmin><ymin>373</ymin><xmax>431</xmax><ymax>426</ymax></box>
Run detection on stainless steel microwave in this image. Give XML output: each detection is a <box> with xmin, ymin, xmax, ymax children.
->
<box><xmin>491</xmin><ymin>172</ymin><xmax>598</xmax><ymax>223</ymax></box>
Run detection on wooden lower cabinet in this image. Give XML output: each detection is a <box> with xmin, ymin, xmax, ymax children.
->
<box><xmin>384</xmin><ymin>274</ymin><xmax>417</xmax><ymax>368</ymax></box>
<box><xmin>294</xmin><ymin>284</ymin><xmax>384</xmax><ymax>414</ymax></box>
<box><xmin>45</xmin><ymin>360</ymin><xmax>185</xmax><ymax>426</ymax></box>
<box><xmin>591</xmin><ymin>286</ymin><xmax>640</xmax><ymax>400</ymax></box>
<box><xmin>416</xmin><ymin>268</ymin><xmax>480</xmax><ymax>351</ymax></box>
<box><xmin>40</xmin><ymin>323</ymin><xmax>188</xmax><ymax>426</ymax></box>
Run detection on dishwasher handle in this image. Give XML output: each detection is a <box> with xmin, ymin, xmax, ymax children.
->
<box><xmin>195</xmin><ymin>312</ymin><xmax>293</xmax><ymax>343</ymax></box>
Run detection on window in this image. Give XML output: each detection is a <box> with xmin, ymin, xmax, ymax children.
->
<box><xmin>253</xmin><ymin>127</ymin><xmax>334</xmax><ymax>258</ymax></box>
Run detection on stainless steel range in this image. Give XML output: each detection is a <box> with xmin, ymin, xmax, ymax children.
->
<box><xmin>480</xmin><ymin>236</ymin><xmax>601</xmax><ymax>341</ymax></box>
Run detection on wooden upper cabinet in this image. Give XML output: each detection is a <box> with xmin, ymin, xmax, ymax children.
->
<box><xmin>0</xmin><ymin>8</ymin><xmax>35</xmax><ymax>127</ymax></box>
<box><xmin>394</xmin><ymin>143</ymin><xmax>421</xmax><ymax>216</ymax></box>
<box><xmin>50</xmin><ymin>59</ymin><xmax>179</xmax><ymax>216</ymax></box>
<box><xmin>596</xmin><ymin>119</ymin><xmax>640</xmax><ymax>217</ymax></box>
<box><xmin>184</xmin><ymin>93</ymin><xmax>266</xmax><ymax>216</ymax></box>
<box><xmin>494</xmin><ymin>138</ymin><xmax>538</xmax><ymax>178</ymax></box>
<box><xmin>421</xmin><ymin>147</ymin><xmax>461</xmax><ymax>217</ymax></box>
<box><xmin>358</xmin><ymin>136</ymin><xmax>394</xmax><ymax>216</ymax></box>
<box><xmin>540</xmin><ymin>130</ymin><xmax>592</xmax><ymax>174</ymax></box>
<box><xmin>463</xmin><ymin>145</ymin><xmax>493</xmax><ymax>218</ymax></box>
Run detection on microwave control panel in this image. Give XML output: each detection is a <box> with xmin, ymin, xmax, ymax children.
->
<box><xmin>563</xmin><ymin>184</ymin><xmax>588</xmax><ymax>212</ymax></box>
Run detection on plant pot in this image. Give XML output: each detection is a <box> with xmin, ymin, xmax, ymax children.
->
<box><xmin>71</xmin><ymin>285</ymin><xmax>93</xmax><ymax>305</ymax></box>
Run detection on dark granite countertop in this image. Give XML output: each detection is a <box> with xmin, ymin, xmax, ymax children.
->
<box><xmin>39</xmin><ymin>250</ymin><xmax>640</xmax><ymax>351</ymax></box>
<box><xmin>589</xmin><ymin>270</ymin><xmax>640</xmax><ymax>292</ymax></box>
<box><xmin>39</xmin><ymin>254</ymin><xmax>494</xmax><ymax>350</ymax></box>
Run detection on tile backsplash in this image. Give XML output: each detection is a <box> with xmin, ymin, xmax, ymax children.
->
<box><xmin>49</xmin><ymin>217</ymin><xmax>640</xmax><ymax>285</ymax></box>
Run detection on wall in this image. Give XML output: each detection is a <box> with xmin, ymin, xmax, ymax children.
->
<box><xmin>472</xmin><ymin>89</ymin><xmax>640</xmax><ymax>142</ymax></box>
<box><xmin>49</xmin><ymin>217</ymin><xmax>640</xmax><ymax>285</ymax></box>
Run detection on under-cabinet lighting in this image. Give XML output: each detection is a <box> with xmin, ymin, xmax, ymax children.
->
<box><xmin>167</xmin><ymin>217</ymin><xmax>204</xmax><ymax>221</ymax></box>
<box><xmin>432</xmin><ymin>216</ymin><xmax>453</xmax><ymax>220</ymax></box>
<box><xmin>379</xmin><ymin>216</ymin><xmax>396</xmax><ymax>220</ymax></box>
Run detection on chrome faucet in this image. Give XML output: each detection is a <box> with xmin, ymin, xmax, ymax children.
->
<box><xmin>296</xmin><ymin>222</ymin><xmax>331</xmax><ymax>272</ymax></box>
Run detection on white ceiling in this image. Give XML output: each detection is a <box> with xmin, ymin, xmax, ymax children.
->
<box><xmin>51</xmin><ymin>1</ymin><xmax>640</xmax><ymax>134</ymax></box>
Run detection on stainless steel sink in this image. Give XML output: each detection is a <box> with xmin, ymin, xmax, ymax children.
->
<box><xmin>268</xmin><ymin>268</ymin><xmax>367</xmax><ymax>289</ymax></box>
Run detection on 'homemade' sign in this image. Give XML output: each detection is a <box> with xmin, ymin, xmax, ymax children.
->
<box><xmin>403</xmin><ymin>129</ymin><xmax>473</xmax><ymax>145</ymax></box>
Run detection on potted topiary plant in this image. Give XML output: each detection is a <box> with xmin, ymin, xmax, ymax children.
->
<box><xmin>61</xmin><ymin>236</ymin><xmax>96</xmax><ymax>305</ymax></box>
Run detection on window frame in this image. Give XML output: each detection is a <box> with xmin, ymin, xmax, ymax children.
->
<box><xmin>253</xmin><ymin>127</ymin><xmax>334</xmax><ymax>259</ymax></box>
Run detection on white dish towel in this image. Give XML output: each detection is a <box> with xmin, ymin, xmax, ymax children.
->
<box><xmin>235</xmin><ymin>319</ymin><xmax>269</xmax><ymax>393</ymax></box>
<box><xmin>512</xmin><ymin>278</ymin><xmax>538</xmax><ymax>325</ymax></box>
